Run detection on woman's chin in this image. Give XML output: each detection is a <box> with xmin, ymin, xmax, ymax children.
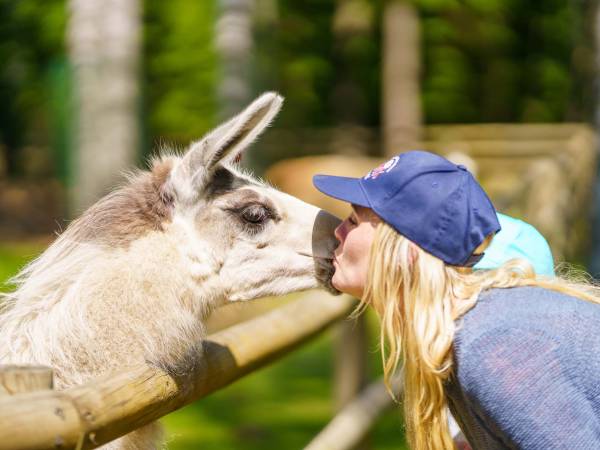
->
<box><xmin>331</xmin><ymin>275</ymin><xmax>344</xmax><ymax>294</ymax></box>
<box><xmin>331</xmin><ymin>276</ymin><xmax>359</xmax><ymax>298</ymax></box>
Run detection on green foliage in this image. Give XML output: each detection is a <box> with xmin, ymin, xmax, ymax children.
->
<box><xmin>416</xmin><ymin>0</ymin><xmax>461</xmax><ymax>14</ymax></box>
<box><xmin>255</xmin><ymin>0</ymin><xmax>383</xmax><ymax>129</ymax></box>
<box><xmin>420</xmin><ymin>0</ymin><xmax>587</xmax><ymax>123</ymax></box>
<box><xmin>0</xmin><ymin>0</ymin><xmax>66</xmax><ymax>176</ymax></box>
<box><xmin>0</xmin><ymin>240</ymin><xmax>46</xmax><ymax>291</ymax></box>
<box><xmin>251</xmin><ymin>0</ymin><xmax>590</xmax><ymax>137</ymax></box>
<box><xmin>46</xmin><ymin>59</ymin><xmax>72</xmax><ymax>184</ymax></box>
<box><xmin>254</xmin><ymin>0</ymin><xmax>337</xmax><ymax>128</ymax></box>
<box><xmin>143</xmin><ymin>0</ymin><xmax>218</xmax><ymax>151</ymax></box>
<box><xmin>0</xmin><ymin>0</ymin><xmax>594</xmax><ymax>171</ymax></box>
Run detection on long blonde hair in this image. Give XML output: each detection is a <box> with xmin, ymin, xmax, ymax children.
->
<box><xmin>360</xmin><ymin>221</ymin><xmax>600</xmax><ymax>450</ymax></box>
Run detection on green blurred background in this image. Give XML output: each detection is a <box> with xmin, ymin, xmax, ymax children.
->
<box><xmin>0</xmin><ymin>0</ymin><xmax>595</xmax><ymax>183</ymax></box>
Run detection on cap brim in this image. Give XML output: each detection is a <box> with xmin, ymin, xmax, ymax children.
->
<box><xmin>312</xmin><ymin>174</ymin><xmax>371</xmax><ymax>208</ymax></box>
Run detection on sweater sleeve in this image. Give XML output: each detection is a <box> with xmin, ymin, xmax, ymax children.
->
<box><xmin>456</xmin><ymin>326</ymin><xmax>600</xmax><ymax>449</ymax></box>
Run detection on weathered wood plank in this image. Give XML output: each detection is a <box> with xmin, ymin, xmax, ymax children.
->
<box><xmin>425</xmin><ymin>123</ymin><xmax>588</xmax><ymax>140</ymax></box>
<box><xmin>333</xmin><ymin>315</ymin><xmax>370</xmax><ymax>450</ymax></box>
<box><xmin>0</xmin><ymin>365</ymin><xmax>53</xmax><ymax>396</ymax></box>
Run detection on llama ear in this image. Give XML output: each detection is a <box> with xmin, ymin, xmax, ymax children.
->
<box><xmin>172</xmin><ymin>92</ymin><xmax>283</xmax><ymax>195</ymax></box>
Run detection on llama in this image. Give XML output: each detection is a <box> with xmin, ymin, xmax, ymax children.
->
<box><xmin>0</xmin><ymin>92</ymin><xmax>340</xmax><ymax>449</ymax></box>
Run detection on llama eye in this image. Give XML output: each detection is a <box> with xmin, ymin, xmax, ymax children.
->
<box><xmin>241</xmin><ymin>205</ymin><xmax>270</xmax><ymax>224</ymax></box>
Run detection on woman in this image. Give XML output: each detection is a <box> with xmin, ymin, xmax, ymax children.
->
<box><xmin>313</xmin><ymin>150</ymin><xmax>600</xmax><ymax>450</ymax></box>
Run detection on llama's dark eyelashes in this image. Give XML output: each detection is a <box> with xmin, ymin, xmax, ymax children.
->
<box><xmin>226</xmin><ymin>203</ymin><xmax>276</xmax><ymax>232</ymax></box>
<box><xmin>240</xmin><ymin>204</ymin><xmax>272</xmax><ymax>224</ymax></box>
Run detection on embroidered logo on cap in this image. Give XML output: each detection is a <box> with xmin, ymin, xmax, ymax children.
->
<box><xmin>364</xmin><ymin>156</ymin><xmax>399</xmax><ymax>180</ymax></box>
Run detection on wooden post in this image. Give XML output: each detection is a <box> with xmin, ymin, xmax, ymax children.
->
<box><xmin>333</xmin><ymin>314</ymin><xmax>369</xmax><ymax>450</ymax></box>
<box><xmin>67</xmin><ymin>0</ymin><xmax>141</xmax><ymax>213</ymax></box>
<box><xmin>0</xmin><ymin>365</ymin><xmax>53</xmax><ymax>396</ymax></box>
<box><xmin>589</xmin><ymin>1</ymin><xmax>600</xmax><ymax>275</ymax></box>
<box><xmin>216</xmin><ymin>0</ymin><xmax>254</xmax><ymax>118</ymax></box>
<box><xmin>382</xmin><ymin>0</ymin><xmax>422</xmax><ymax>156</ymax></box>
<box><xmin>331</xmin><ymin>0</ymin><xmax>374</xmax><ymax>156</ymax></box>
<box><xmin>331</xmin><ymin>1</ymin><xmax>375</xmax><ymax>441</ymax></box>
<box><xmin>524</xmin><ymin>158</ymin><xmax>567</xmax><ymax>261</ymax></box>
<box><xmin>305</xmin><ymin>377</ymin><xmax>401</xmax><ymax>450</ymax></box>
<box><xmin>216</xmin><ymin>0</ymin><xmax>256</xmax><ymax>167</ymax></box>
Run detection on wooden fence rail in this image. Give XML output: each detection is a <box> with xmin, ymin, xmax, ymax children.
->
<box><xmin>0</xmin><ymin>292</ymin><xmax>356</xmax><ymax>450</ymax></box>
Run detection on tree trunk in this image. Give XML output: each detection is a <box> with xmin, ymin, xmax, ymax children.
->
<box><xmin>215</xmin><ymin>0</ymin><xmax>255</xmax><ymax>169</ymax></box>
<box><xmin>382</xmin><ymin>0</ymin><xmax>422</xmax><ymax>157</ymax></box>
<box><xmin>333</xmin><ymin>315</ymin><xmax>370</xmax><ymax>450</ymax></box>
<box><xmin>216</xmin><ymin>0</ymin><xmax>255</xmax><ymax>119</ymax></box>
<box><xmin>331</xmin><ymin>0</ymin><xmax>375</xmax><ymax>156</ymax></box>
<box><xmin>67</xmin><ymin>0</ymin><xmax>141</xmax><ymax>214</ymax></box>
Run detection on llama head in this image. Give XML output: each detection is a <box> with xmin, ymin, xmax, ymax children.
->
<box><xmin>159</xmin><ymin>92</ymin><xmax>340</xmax><ymax>304</ymax></box>
<box><xmin>0</xmin><ymin>92</ymin><xmax>339</xmax><ymax>382</ymax></box>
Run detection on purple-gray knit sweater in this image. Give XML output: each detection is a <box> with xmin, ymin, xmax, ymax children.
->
<box><xmin>446</xmin><ymin>286</ymin><xmax>600</xmax><ymax>449</ymax></box>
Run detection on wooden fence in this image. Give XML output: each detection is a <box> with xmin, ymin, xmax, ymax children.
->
<box><xmin>0</xmin><ymin>293</ymin><xmax>364</xmax><ymax>449</ymax></box>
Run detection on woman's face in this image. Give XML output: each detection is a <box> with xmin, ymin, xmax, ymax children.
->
<box><xmin>332</xmin><ymin>205</ymin><xmax>381</xmax><ymax>298</ymax></box>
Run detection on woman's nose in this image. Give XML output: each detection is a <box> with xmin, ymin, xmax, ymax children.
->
<box><xmin>334</xmin><ymin>221</ymin><xmax>347</xmax><ymax>243</ymax></box>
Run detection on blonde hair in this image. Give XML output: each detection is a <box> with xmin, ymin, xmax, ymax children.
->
<box><xmin>360</xmin><ymin>221</ymin><xmax>600</xmax><ymax>450</ymax></box>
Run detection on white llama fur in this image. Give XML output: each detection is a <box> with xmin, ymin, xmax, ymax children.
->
<box><xmin>0</xmin><ymin>93</ymin><xmax>339</xmax><ymax>449</ymax></box>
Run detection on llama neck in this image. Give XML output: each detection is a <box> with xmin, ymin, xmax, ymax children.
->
<box><xmin>0</xmin><ymin>232</ymin><xmax>213</xmax><ymax>387</ymax></box>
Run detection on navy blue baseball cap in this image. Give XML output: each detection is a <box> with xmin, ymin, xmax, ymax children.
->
<box><xmin>312</xmin><ymin>150</ymin><xmax>501</xmax><ymax>267</ymax></box>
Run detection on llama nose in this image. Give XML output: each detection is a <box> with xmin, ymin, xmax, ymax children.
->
<box><xmin>312</xmin><ymin>210</ymin><xmax>341</xmax><ymax>258</ymax></box>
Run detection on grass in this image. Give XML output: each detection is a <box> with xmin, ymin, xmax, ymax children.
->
<box><xmin>0</xmin><ymin>239</ymin><xmax>408</xmax><ymax>449</ymax></box>
<box><xmin>0</xmin><ymin>238</ymin><xmax>51</xmax><ymax>291</ymax></box>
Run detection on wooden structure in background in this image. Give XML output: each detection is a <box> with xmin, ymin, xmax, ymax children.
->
<box><xmin>305</xmin><ymin>376</ymin><xmax>403</xmax><ymax>450</ymax></box>
<box><xmin>0</xmin><ymin>365</ymin><xmax>53</xmax><ymax>396</ymax></box>
<box><xmin>332</xmin><ymin>315</ymin><xmax>370</xmax><ymax>450</ymax></box>
<box><xmin>67</xmin><ymin>0</ymin><xmax>141</xmax><ymax>214</ymax></box>
<box><xmin>382</xmin><ymin>0</ymin><xmax>422</xmax><ymax>155</ymax></box>
<box><xmin>265</xmin><ymin>123</ymin><xmax>597</xmax><ymax>262</ymax></box>
<box><xmin>216</xmin><ymin>0</ymin><xmax>254</xmax><ymax>119</ymax></box>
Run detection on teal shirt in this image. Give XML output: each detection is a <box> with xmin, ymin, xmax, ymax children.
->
<box><xmin>474</xmin><ymin>213</ymin><xmax>554</xmax><ymax>276</ymax></box>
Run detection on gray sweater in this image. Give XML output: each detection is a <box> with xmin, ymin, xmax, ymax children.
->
<box><xmin>446</xmin><ymin>286</ymin><xmax>600</xmax><ymax>449</ymax></box>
